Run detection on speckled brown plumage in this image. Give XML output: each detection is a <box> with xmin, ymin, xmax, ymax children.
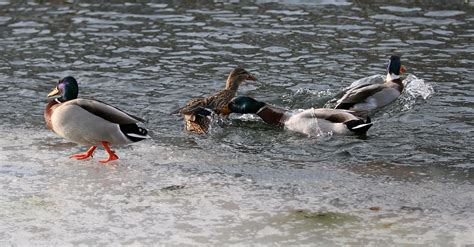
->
<box><xmin>173</xmin><ymin>67</ymin><xmax>257</xmax><ymax>134</ymax></box>
<box><xmin>184</xmin><ymin>114</ymin><xmax>210</xmax><ymax>135</ymax></box>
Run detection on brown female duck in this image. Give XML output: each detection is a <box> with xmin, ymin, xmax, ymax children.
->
<box><xmin>172</xmin><ymin>67</ymin><xmax>257</xmax><ymax>134</ymax></box>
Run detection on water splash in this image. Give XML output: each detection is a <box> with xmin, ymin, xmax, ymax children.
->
<box><xmin>293</xmin><ymin>88</ymin><xmax>333</xmax><ymax>97</ymax></box>
<box><xmin>205</xmin><ymin>114</ymin><xmax>227</xmax><ymax>135</ymax></box>
<box><xmin>234</xmin><ymin>113</ymin><xmax>262</xmax><ymax>122</ymax></box>
<box><xmin>283</xmin><ymin>109</ymin><xmax>327</xmax><ymax>137</ymax></box>
<box><xmin>399</xmin><ymin>74</ymin><xmax>435</xmax><ymax>111</ymax></box>
<box><xmin>403</xmin><ymin>74</ymin><xmax>435</xmax><ymax>100</ymax></box>
<box><xmin>284</xmin><ymin>88</ymin><xmax>335</xmax><ymax>109</ymax></box>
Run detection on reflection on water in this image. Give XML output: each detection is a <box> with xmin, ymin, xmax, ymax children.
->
<box><xmin>0</xmin><ymin>0</ymin><xmax>473</xmax><ymax>245</ymax></box>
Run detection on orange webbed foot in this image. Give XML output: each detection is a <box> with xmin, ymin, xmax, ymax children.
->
<box><xmin>70</xmin><ymin>153</ymin><xmax>92</xmax><ymax>160</ymax></box>
<box><xmin>70</xmin><ymin>146</ymin><xmax>97</xmax><ymax>160</ymax></box>
<box><xmin>99</xmin><ymin>152</ymin><xmax>119</xmax><ymax>163</ymax></box>
<box><xmin>99</xmin><ymin>142</ymin><xmax>119</xmax><ymax>164</ymax></box>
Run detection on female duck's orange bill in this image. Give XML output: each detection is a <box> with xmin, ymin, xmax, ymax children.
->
<box><xmin>400</xmin><ymin>65</ymin><xmax>407</xmax><ymax>74</ymax></box>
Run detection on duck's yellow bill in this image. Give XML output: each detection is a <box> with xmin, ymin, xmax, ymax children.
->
<box><xmin>47</xmin><ymin>87</ymin><xmax>60</xmax><ymax>97</ymax></box>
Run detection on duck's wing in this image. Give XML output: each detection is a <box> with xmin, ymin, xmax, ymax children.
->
<box><xmin>311</xmin><ymin>108</ymin><xmax>355</xmax><ymax>123</ymax></box>
<box><xmin>335</xmin><ymin>84</ymin><xmax>386</xmax><ymax>109</ymax></box>
<box><xmin>192</xmin><ymin>107</ymin><xmax>215</xmax><ymax>117</ymax></box>
<box><xmin>175</xmin><ymin>90</ymin><xmax>235</xmax><ymax>115</ymax></box>
<box><xmin>65</xmin><ymin>99</ymin><xmax>146</xmax><ymax>124</ymax></box>
<box><xmin>201</xmin><ymin>90</ymin><xmax>235</xmax><ymax>114</ymax></box>
<box><xmin>171</xmin><ymin>97</ymin><xmax>205</xmax><ymax>115</ymax></box>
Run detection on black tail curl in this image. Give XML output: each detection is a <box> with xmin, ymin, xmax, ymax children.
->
<box><xmin>344</xmin><ymin>117</ymin><xmax>373</xmax><ymax>134</ymax></box>
<box><xmin>120</xmin><ymin>123</ymin><xmax>149</xmax><ymax>142</ymax></box>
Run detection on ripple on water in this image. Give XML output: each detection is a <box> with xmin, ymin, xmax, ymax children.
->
<box><xmin>379</xmin><ymin>6</ymin><xmax>422</xmax><ymax>12</ymax></box>
<box><xmin>424</xmin><ymin>10</ymin><xmax>465</xmax><ymax>17</ymax></box>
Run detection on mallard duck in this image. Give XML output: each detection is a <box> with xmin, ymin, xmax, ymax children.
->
<box><xmin>334</xmin><ymin>55</ymin><xmax>407</xmax><ymax>115</ymax></box>
<box><xmin>227</xmin><ymin>96</ymin><xmax>372</xmax><ymax>136</ymax></box>
<box><xmin>44</xmin><ymin>76</ymin><xmax>149</xmax><ymax>163</ymax></box>
<box><xmin>172</xmin><ymin>67</ymin><xmax>257</xmax><ymax>134</ymax></box>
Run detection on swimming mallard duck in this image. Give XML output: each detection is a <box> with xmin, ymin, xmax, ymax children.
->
<box><xmin>334</xmin><ymin>55</ymin><xmax>407</xmax><ymax>115</ymax></box>
<box><xmin>44</xmin><ymin>76</ymin><xmax>149</xmax><ymax>163</ymax></box>
<box><xmin>227</xmin><ymin>96</ymin><xmax>372</xmax><ymax>136</ymax></box>
<box><xmin>172</xmin><ymin>67</ymin><xmax>257</xmax><ymax>134</ymax></box>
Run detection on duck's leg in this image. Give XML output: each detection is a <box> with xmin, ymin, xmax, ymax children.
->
<box><xmin>70</xmin><ymin>146</ymin><xmax>97</xmax><ymax>160</ymax></box>
<box><xmin>99</xmin><ymin>142</ymin><xmax>119</xmax><ymax>163</ymax></box>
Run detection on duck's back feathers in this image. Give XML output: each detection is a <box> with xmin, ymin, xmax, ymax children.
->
<box><xmin>171</xmin><ymin>97</ymin><xmax>206</xmax><ymax>115</ymax></box>
<box><xmin>175</xmin><ymin>90</ymin><xmax>235</xmax><ymax>116</ymax></box>
<box><xmin>311</xmin><ymin>109</ymin><xmax>356</xmax><ymax>123</ymax></box>
<box><xmin>284</xmin><ymin>108</ymin><xmax>372</xmax><ymax>135</ymax></box>
<box><xmin>335</xmin><ymin>82</ymin><xmax>402</xmax><ymax>113</ymax></box>
<box><xmin>335</xmin><ymin>84</ymin><xmax>385</xmax><ymax>109</ymax></box>
<box><xmin>312</xmin><ymin>109</ymin><xmax>372</xmax><ymax>134</ymax></box>
<box><xmin>70</xmin><ymin>99</ymin><xmax>146</xmax><ymax>124</ymax></box>
<box><xmin>202</xmin><ymin>90</ymin><xmax>235</xmax><ymax>115</ymax></box>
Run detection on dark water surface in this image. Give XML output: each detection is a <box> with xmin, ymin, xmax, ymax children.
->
<box><xmin>1</xmin><ymin>0</ymin><xmax>473</xmax><ymax>245</ymax></box>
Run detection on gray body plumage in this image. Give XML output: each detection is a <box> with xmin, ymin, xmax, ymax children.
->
<box><xmin>335</xmin><ymin>79</ymin><xmax>403</xmax><ymax>114</ymax></box>
<box><xmin>50</xmin><ymin>99</ymin><xmax>146</xmax><ymax>146</ymax></box>
<box><xmin>284</xmin><ymin>108</ymin><xmax>370</xmax><ymax>136</ymax></box>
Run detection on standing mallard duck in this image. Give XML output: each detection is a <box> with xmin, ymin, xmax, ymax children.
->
<box><xmin>227</xmin><ymin>96</ymin><xmax>373</xmax><ymax>136</ymax></box>
<box><xmin>44</xmin><ymin>76</ymin><xmax>149</xmax><ymax>163</ymax></box>
<box><xmin>334</xmin><ymin>55</ymin><xmax>407</xmax><ymax>115</ymax></box>
<box><xmin>172</xmin><ymin>67</ymin><xmax>257</xmax><ymax>134</ymax></box>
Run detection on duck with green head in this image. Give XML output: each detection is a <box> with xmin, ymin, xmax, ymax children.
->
<box><xmin>334</xmin><ymin>55</ymin><xmax>407</xmax><ymax>115</ymax></box>
<box><xmin>44</xmin><ymin>76</ymin><xmax>149</xmax><ymax>163</ymax></box>
<box><xmin>226</xmin><ymin>96</ymin><xmax>373</xmax><ymax>136</ymax></box>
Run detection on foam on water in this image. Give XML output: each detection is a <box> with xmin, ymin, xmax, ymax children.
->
<box><xmin>399</xmin><ymin>74</ymin><xmax>435</xmax><ymax>111</ymax></box>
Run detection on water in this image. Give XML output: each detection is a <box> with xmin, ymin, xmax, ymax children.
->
<box><xmin>1</xmin><ymin>1</ymin><xmax>473</xmax><ymax>245</ymax></box>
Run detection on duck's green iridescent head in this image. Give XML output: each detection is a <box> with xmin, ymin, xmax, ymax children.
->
<box><xmin>228</xmin><ymin>96</ymin><xmax>266</xmax><ymax>114</ymax></box>
<box><xmin>47</xmin><ymin>76</ymin><xmax>79</xmax><ymax>102</ymax></box>
<box><xmin>387</xmin><ymin>55</ymin><xmax>406</xmax><ymax>75</ymax></box>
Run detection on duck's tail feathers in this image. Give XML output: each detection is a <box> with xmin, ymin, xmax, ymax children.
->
<box><xmin>345</xmin><ymin>117</ymin><xmax>373</xmax><ymax>134</ymax></box>
<box><xmin>120</xmin><ymin>124</ymin><xmax>150</xmax><ymax>142</ymax></box>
